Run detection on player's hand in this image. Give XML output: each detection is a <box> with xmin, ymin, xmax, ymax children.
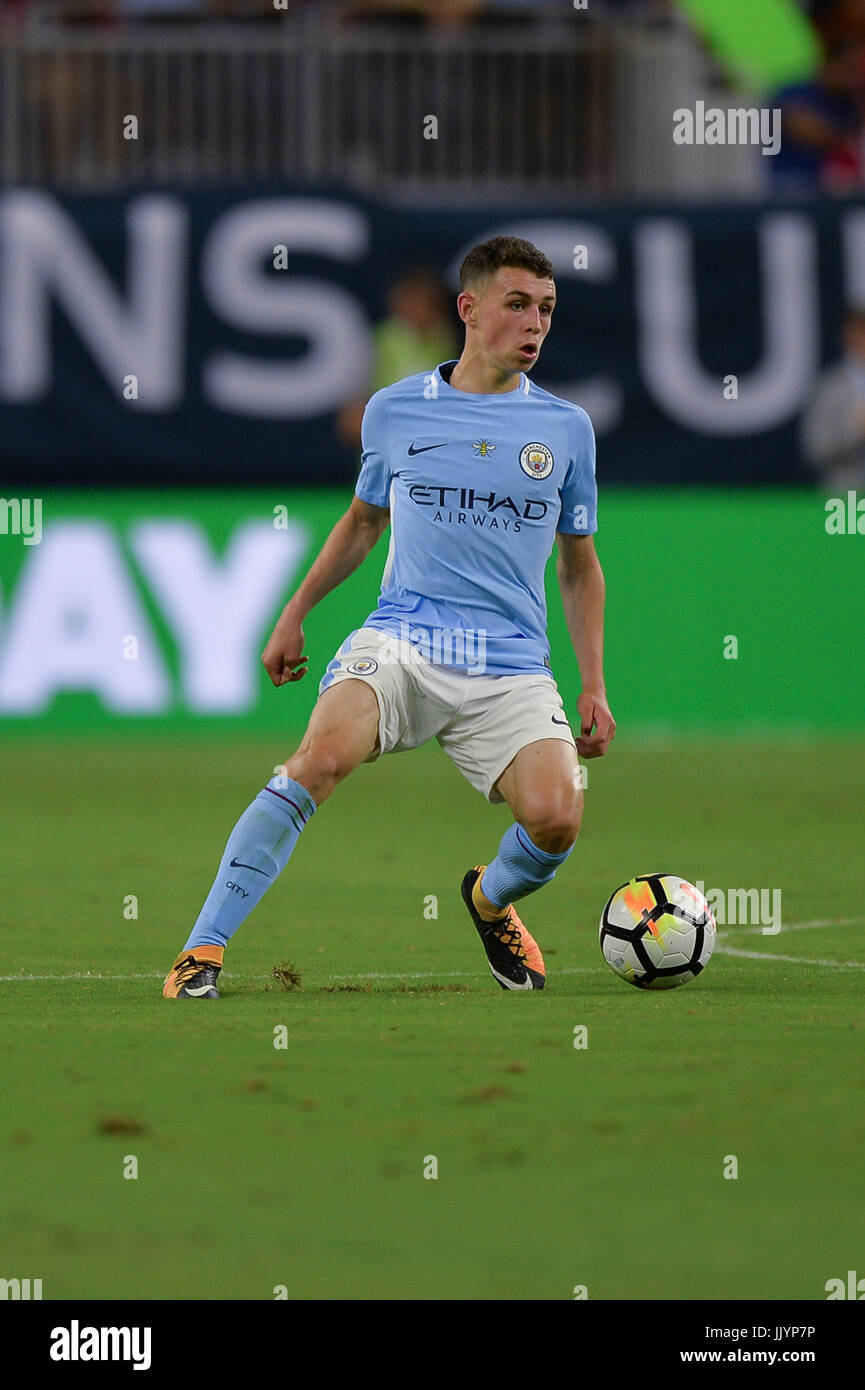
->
<box><xmin>575</xmin><ymin>690</ymin><xmax>615</xmax><ymax>759</ymax></box>
<box><xmin>261</xmin><ymin>610</ymin><xmax>310</xmax><ymax>687</ymax></box>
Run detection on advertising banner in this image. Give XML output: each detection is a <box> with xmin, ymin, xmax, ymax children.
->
<box><xmin>0</xmin><ymin>185</ymin><xmax>861</xmax><ymax>487</ymax></box>
<box><xmin>0</xmin><ymin>489</ymin><xmax>860</xmax><ymax>735</ymax></box>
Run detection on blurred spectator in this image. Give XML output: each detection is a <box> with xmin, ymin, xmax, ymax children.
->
<box><xmin>769</xmin><ymin>36</ymin><xmax>865</xmax><ymax>191</ymax></box>
<box><xmin>801</xmin><ymin>307</ymin><xmax>865</xmax><ymax>488</ymax></box>
<box><xmin>207</xmin><ymin>0</ymin><xmax>311</xmax><ymax>15</ymax></box>
<box><xmin>1</xmin><ymin>0</ymin><xmax>115</xmax><ymax>22</ymax></box>
<box><xmin>809</xmin><ymin>0</ymin><xmax>865</xmax><ymax>47</ymax></box>
<box><xmin>114</xmin><ymin>0</ymin><xmax>207</xmax><ymax>14</ymax></box>
<box><xmin>116</xmin><ymin>1</ymin><xmax>206</xmax><ymax>13</ymax></box>
<box><xmin>342</xmin><ymin>0</ymin><xmax>672</xmax><ymax>19</ymax></box>
<box><xmin>0</xmin><ymin>0</ymin><xmax>300</xmax><ymax>19</ymax></box>
<box><xmin>343</xmin><ymin>0</ymin><xmax>483</xmax><ymax>26</ymax></box>
<box><xmin>336</xmin><ymin>266</ymin><xmax>458</xmax><ymax>451</ymax></box>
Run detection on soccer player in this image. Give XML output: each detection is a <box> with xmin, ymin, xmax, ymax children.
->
<box><xmin>163</xmin><ymin>236</ymin><xmax>615</xmax><ymax>1000</ymax></box>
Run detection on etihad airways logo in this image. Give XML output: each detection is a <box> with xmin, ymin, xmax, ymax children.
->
<box><xmin>408</xmin><ymin>484</ymin><xmax>550</xmax><ymax>530</ymax></box>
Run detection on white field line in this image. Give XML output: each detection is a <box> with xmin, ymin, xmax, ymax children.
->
<box><xmin>0</xmin><ymin>967</ymin><xmax>607</xmax><ymax>983</ymax></box>
<box><xmin>0</xmin><ymin>969</ymin><xmax>484</xmax><ymax>983</ymax></box>
<box><xmin>715</xmin><ymin>949</ymin><xmax>865</xmax><ymax>969</ymax></box>
<box><xmin>719</xmin><ymin>916</ymin><xmax>865</xmax><ymax>936</ymax></box>
<box><xmin>715</xmin><ymin>915</ymin><xmax>865</xmax><ymax>968</ymax></box>
<box><xmin>1</xmin><ymin>916</ymin><xmax>863</xmax><ymax>982</ymax></box>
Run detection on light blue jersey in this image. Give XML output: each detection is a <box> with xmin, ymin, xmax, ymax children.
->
<box><xmin>353</xmin><ymin>359</ymin><xmax>597</xmax><ymax>676</ymax></box>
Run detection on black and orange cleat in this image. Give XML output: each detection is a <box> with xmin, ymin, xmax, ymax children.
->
<box><xmin>162</xmin><ymin>945</ymin><xmax>223</xmax><ymax>999</ymax></box>
<box><xmin>460</xmin><ymin>866</ymin><xmax>545</xmax><ymax>991</ymax></box>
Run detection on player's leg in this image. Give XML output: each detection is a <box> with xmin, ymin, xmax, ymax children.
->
<box><xmin>460</xmin><ymin>739</ymin><xmax>582</xmax><ymax>991</ymax></box>
<box><xmin>438</xmin><ymin>667</ymin><xmax>583</xmax><ymax>991</ymax></box>
<box><xmin>279</xmin><ymin>677</ymin><xmax>380</xmax><ymax>806</ymax></box>
<box><xmin>476</xmin><ymin>737</ymin><xmax>583</xmax><ymax>915</ymax></box>
<box><xmin>163</xmin><ymin>680</ymin><xmax>380</xmax><ymax>999</ymax></box>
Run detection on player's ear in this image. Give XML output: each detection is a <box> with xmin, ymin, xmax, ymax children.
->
<box><xmin>457</xmin><ymin>290</ymin><xmax>477</xmax><ymax>326</ymax></box>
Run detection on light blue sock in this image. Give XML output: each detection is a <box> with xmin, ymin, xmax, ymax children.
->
<box><xmin>184</xmin><ymin>775</ymin><xmax>317</xmax><ymax>950</ymax></box>
<box><xmin>481</xmin><ymin>823</ymin><xmax>574</xmax><ymax>910</ymax></box>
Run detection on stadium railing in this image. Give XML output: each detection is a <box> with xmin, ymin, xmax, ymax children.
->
<box><xmin>0</xmin><ymin>1</ymin><xmax>760</xmax><ymax>197</ymax></box>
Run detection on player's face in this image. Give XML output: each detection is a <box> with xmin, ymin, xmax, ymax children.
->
<box><xmin>474</xmin><ymin>269</ymin><xmax>556</xmax><ymax>372</ymax></box>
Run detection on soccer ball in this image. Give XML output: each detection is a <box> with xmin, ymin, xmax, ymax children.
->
<box><xmin>599</xmin><ymin>874</ymin><xmax>716</xmax><ymax>990</ymax></box>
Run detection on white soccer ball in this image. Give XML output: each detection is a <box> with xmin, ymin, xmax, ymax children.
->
<box><xmin>599</xmin><ymin>874</ymin><xmax>716</xmax><ymax>990</ymax></box>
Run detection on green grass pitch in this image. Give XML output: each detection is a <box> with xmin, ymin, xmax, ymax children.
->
<box><xmin>1</xmin><ymin>731</ymin><xmax>864</xmax><ymax>1300</ymax></box>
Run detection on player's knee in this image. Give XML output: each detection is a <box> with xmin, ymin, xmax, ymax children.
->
<box><xmin>522</xmin><ymin>792</ymin><xmax>583</xmax><ymax>854</ymax></box>
<box><xmin>284</xmin><ymin>737</ymin><xmax>354</xmax><ymax>802</ymax></box>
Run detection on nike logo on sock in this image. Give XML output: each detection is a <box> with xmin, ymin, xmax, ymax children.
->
<box><xmin>229</xmin><ymin>857</ymin><xmax>270</xmax><ymax>877</ymax></box>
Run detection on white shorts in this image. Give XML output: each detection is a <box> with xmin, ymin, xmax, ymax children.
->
<box><xmin>318</xmin><ymin>626</ymin><xmax>577</xmax><ymax>803</ymax></box>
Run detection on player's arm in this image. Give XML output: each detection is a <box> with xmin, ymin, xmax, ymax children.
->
<box><xmin>261</xmin><ymin>496</ymin><xmax>390</xmax><ymax>687</ymax></box>
<box><xmin>555</xmin><ymin>531</ymin><xmax>616</xmax><ymax>758</ymax></box>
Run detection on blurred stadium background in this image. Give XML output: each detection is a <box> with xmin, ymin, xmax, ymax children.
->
<box><xmin>2</xmin><ymin>0</ymin><xmax>865</xmax><ymax>1308</ymax></box>
<box><xmin>0</xmin><ymin>0</ymin><xmax>863</xmax><ymax>737</ymax></box>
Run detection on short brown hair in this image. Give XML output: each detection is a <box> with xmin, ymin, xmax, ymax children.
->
<box><xmin>459</xmin><ymin>236</ymin><xmax>554</xmax><ymax>292</ymax></box>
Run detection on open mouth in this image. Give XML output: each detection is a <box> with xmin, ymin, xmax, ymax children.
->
<box><xmin>519</xmin><ymin>343</ymin><xmax>538</xmax><ymax>361</ymax></box>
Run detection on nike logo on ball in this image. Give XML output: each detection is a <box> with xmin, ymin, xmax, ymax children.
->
<box><xmin>229</xmin><ymin>857</ymin><xmax>270</xmax><ymax>876</ymax></box>
<box><xmin>408</xmin><ymin>442</ymin><xmax>448</xmax><ymax>454</ymax></box>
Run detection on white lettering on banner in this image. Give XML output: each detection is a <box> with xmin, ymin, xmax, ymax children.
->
<box><xmin>0</xmin><ymin>193</ymin><xmax>842</xmax><ymax>436</ymax></box>
<box><xmin>635</xmin><ymin>215</ymin><xmax>817</xmax><ymax>432</ymax></box>
<box><xmin>0</xmin><ymin>519</ymin><xmax>308</xmax><ymax>715</ymax></box>
<box><xmin>200</xmin><ymin>199</ymin><xmax>372</xmax><ymax>417</ymax></box>
<box><xmin>130</xmin><ymin>519</ymin><xmax>307</xmax><ymax>711</ymax></box>
<box><xmin>0</xmin><ymin>522</ymin><xmax>170</xmax><ymax>712</ymax></box>
<box><xmin>0</xmin><ymin>191</ymin><xmax>186</xmax><ymax>407</ymax></box>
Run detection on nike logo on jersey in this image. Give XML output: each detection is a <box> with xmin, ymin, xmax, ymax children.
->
<box><xmin>229</xmin><ymin>857</ymin><xmax>270</xmax><ymax>877</ymax></box>
<box><xmin>407</xmin><ymin>441</ymin><xmax>448</xmax><ymax>455</ymax></box>
<box><xmin>551</xmin><ymin>715</ymin><xmax>570</xmax><ymax>726</ymax></box>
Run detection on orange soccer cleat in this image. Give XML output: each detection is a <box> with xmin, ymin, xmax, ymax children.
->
<box><xmin>162</xmin><ymin>945</ymin><xmax>224</xmax><ymax>1000</ymax></box>
<box><xmin>460</xmin><ymin>866</ymin><xmax>545</xmax><ymax>991</ymax></box>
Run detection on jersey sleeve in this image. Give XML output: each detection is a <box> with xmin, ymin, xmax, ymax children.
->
<box><xmin>354</xmin><ymin>388</ymin><xmax>392</xmax><ymax>509</ymax></box>
<box><xmin>557</xmin><ymin>407</ymin><xmax>598</xmax><ymax>535</ymax></box>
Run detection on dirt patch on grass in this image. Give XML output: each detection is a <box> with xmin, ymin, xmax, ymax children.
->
<box><xmin>460</xmin><ymin>1084</ymin><xmax>512</xmax><ymax>1104</ymax></box>
<box><xmin>96</xmin><ymin>1114</ymin><xmax>147</xmax><ymax>1136</ymax></box>
<box><xmin>272</xmin><ymin>962</ymin><xmax>303</xmax><ymax>991</ymax></box>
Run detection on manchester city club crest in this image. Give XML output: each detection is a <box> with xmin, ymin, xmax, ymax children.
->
<box><xmin>519</xmin><ymin>442</ymin><xmax>554</xmax><ymax>480</ymax></box>
<box><xmin>346</xmin><ymin>658</ymin><xmax>378</xmax><ymax>676</ymax></box>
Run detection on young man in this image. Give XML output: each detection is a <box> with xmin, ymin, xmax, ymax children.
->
<box><xmin>163</xmin><ymin>236</ymin><xmax>615</xmax><ymax>1000</ymax></box>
